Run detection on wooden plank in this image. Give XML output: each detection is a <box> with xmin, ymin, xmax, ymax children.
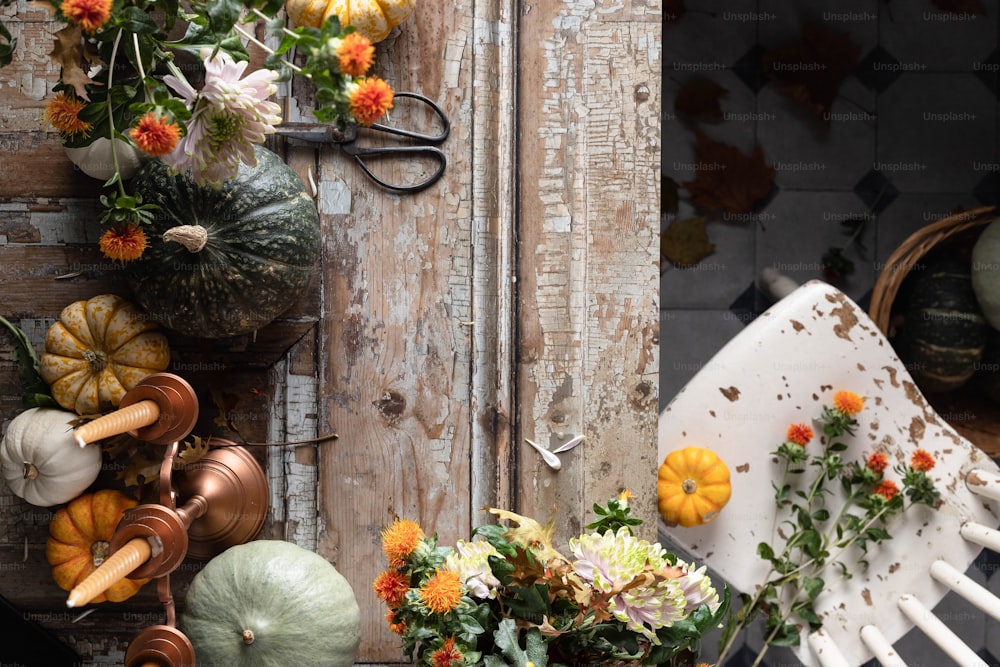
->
<box><xmin>514</xmin><ymin>1</ymin><xmax>661</xmax><ymax>538</ymax></box>
<box><xmin>314</xmin><ymin>4</ymin><xmax>476</xmax><ymax>661</ymax></box>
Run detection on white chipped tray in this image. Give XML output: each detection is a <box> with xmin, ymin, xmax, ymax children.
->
<box><xmin>659</xmin><ymin>281</ymin><xmax>1000</xmax><ymax>666</ymax></box>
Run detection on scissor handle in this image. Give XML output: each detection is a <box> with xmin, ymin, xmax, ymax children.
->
<box><xmin>342</xmin><ymin>144</ymin><xmax>448</xmax><ymax>194</ymax></box>
<box><xmin>369</xmin><ymin>92</ymin><xmax>450</xmax><ymax>144</ymax></box>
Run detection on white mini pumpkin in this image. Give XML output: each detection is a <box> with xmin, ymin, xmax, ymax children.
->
<box><xmin>1</xmin><ymin>408</ymin><xmax>102</xmax><ymax>507</ymax></box>
<box><xmin>64</xmin><ymin>137</ymin><xmax>146</xmax><ymax>181</ymax></box>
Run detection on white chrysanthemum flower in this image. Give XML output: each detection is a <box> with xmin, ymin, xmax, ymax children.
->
<box><xmin>569</xmin><ymin>527</ymin><xmax>687</xmax><ymax>642</ymax></box>
<box><xmin>163</xmin><ymin>48</ymin><xmax>282</xmax><ymax>187</ymax></box>
<box><xmin>675</xmin><ymin>560</ymin><xmax>720</xmax><ymax>614</ymax></box>
<box><xmin>444</xmin><ymin>539</ymin><xmax>502</xmax><ymax>600</ymax></box>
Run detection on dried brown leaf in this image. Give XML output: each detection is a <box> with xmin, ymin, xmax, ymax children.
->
<box><xmin>682</xmin><ymin>128</ymin><xmax>776</xmax><ymax>214</ymax></box>
<box><xmin>674</xmin><ymin>76</ymin><xmax>728</xmax><ymax>121</ymax></box>
<box><xmin>662</xmin><ymin>216</ymin><xmax>715</xmax><ymax>268</ymax></box>
<box><xmin>761</xmin><ymin>22</ymin><xmax>861</xmax><ymax>124</ymax></box>
<box><xmin>176</xmin><ymin>436</ymin><xmax>210</xmax><ymax>466</ymax></box>
<box><xmin>49</xmin><ymin>25</ymin><xmax>95</xmax><ymax>100</ymax></box>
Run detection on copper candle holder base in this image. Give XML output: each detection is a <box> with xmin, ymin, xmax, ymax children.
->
<box><xmin>124</xmin><ymin>624</ymin><xmax>195</xmax><ymax>667</ymax></box>
<box><xmin>172</xmin><ymin>440</ymin><xmax>268</xmax><ymax>560</ymax></box>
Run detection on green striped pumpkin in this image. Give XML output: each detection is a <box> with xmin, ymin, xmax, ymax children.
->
<box><xmin>126</xmin><ymin>146</ymin><xmax>321</xmax><ymax>339</ymax></box>
<box><xmin>898</xmin><ymin>258</ymin><xmax>987</xmax><ymax>392</ymax></box>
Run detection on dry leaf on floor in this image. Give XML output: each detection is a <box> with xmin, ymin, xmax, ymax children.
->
<box><xmin>682</xmin><ymin>128</ymin><xmax>776</xmax><ymax>214</ymax></box>
<box><xmin>662</xmin><ymin>216</ymin><xmax>715</xmax><ymax>268</ymax></box>
<box><xmin>761</xmin><ymin>22</ymin><xmax>861</xmax><ymax>125</ymax></box>
<box><xmin>674</xmin><ymin>77</ymin><xmax>728</xmax><ymax>121</ymax></box>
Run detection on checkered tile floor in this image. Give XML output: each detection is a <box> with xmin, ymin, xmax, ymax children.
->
<box><xmin>661</xmin><ymin>1</ymin><xmax>1000</xmax><ymax>664</ymax></box>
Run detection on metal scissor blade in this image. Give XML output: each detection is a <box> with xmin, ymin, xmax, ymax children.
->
<box><xmin>274</xmin><ymin>122</ymin><xmax>353</xmax><ymax>144</ymax></box>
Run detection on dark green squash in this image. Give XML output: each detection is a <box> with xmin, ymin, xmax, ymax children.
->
<box><xmin>126</xmin><ymin>146</ymin><xmax>321</xmax><ymax>338</ymax></box>
<box><xmin>897</xmin><ymin>257</ymin><xmax>987</xmax><ymax>393</ymax></box>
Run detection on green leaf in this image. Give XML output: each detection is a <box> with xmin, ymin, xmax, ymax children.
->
<box><xmin>115</xmin><ymin>6</ymin><xmax>159</xmax><ymax>34</ymax></box>
<box><xmin>0</xmin><ymin>314</ymin><xmax>55</xmax><ymax>406</ymax></box>
<box><xmin>757</xmin><ymin>542</ymin><xmax>775</xmax><ymax>561</ymax></box>
<box><xmin>491</xmin><ymin>619</ymin><xmax>548</xmax><ymax>666</ymax></box>
<box><xmin>0</xmin><ymin>20</ymin><xmax>16</xmax><ymax>68</ymax></box>
<box><xmin>803</xmin><ymin>575</ymin><xmax>824</xmax><ymax>601</ymax></box>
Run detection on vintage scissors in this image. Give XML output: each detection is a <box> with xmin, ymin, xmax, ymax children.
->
<box><xmin>275</xmin><ymin>92</ymin><xmax>450</xmax><ymax>194</ymax></box>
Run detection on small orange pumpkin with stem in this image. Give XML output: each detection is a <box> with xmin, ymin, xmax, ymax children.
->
<box><xmin>46</xmin><ymin>489</ymin><xmax>150</xmax><ymax>603</ymax></box>
<box><xmin>658</xmin><ymin>446</ymin><xmax>732</xmax><ymax>528</ymax></box>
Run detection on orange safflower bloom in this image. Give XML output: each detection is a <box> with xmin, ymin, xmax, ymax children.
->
<box><xmin>385</xmin><ymin>609</ymin><xmax>406</xmax><ymax>634</ymax></box>
<box><xmin>381</xmin><ymin>518</ymin><xmax>423</xmax><ymax>567</ymax></box>
<box><xmin>349</xmin><ymin>77</ymin><xmax>394</xmax><ymax>126</ymax></box>
<box><xmin>419</xmin><ymin>568</ymin><xmax>462</xmax><ymax>614</ymax></box>
<box><xmin>866</xmin><ymin>452</ymin><xmax>889</xmax><ymax>474</ymax></box>
<box><xmin>99</xmin><ymin>224</ymin><xmax>147</xmax><ymax>262</ymax></box>
<box><xmin>337</xmin><ymin>32</ymin><xmax>375</xmax><ymax>77</ymax></box>
<box><xmin>786</xmin><ymin>422</ymin><xmax>814</xmax><ymax>446</ymax></box>
<box><xmin>61</xmin><ymin>0</ymin><xmax>113</xmax><ymax>32</ymax></box>
<box><xmin>873</xmin><ymin>479</ymin><xmax>899</xmax><ymax>501</ymax></box>
<box><xmin>44</xmin><ymin>92</ymin><xmax>92</xmax><ymax>138</ymax></box>
<box><xmin>430</xmin><ymin>637</ymin><xmax>464</xmax><ymax>667</ymax></box>
<box><xmin>910</xmin><ymin>449</ymin><xmax>935</xmax><ymax>472</ymax></box>
<box><xmin>130</xmin><ymin>113</ymin><xmax>182</xmax><ymax>157</ymax></box>
<box><xmin>832</xmin><ymin>390</ymin><xmax>864</xmax><ymax>416</ymax></box>
<box><xmin>372</xmin><ymin>569</ymin><xmax>410</xmax><ymax>607</ymax></box>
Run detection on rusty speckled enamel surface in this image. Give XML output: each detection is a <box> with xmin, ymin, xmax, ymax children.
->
<box><xmin>659</xmin><ymin>281</ymin><xmax>1000</xmax><ymax>667</ymax></box>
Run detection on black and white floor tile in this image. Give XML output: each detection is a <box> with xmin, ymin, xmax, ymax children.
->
<box><xmin>662</xmin><ymin>1</ymin><xmax>1000</xmax><ymax>664</ymax></box>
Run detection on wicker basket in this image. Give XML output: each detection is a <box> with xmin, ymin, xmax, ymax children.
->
<box><xmin>868</xmin><ymin>205</ymin><xmax>1000</xmax><ymax>455</ymax></box>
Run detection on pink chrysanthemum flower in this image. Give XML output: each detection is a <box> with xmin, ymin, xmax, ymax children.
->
<box><xmin>569</xmin><ymin>527</ymin><xmax>688</xmax><ymax>643</ymax></box>
<box><xmin>162</xmin><ymin>49</ymin><xmax>282</xmax><ymax>187</ymax></box>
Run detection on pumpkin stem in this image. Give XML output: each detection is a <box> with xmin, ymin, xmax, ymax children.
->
<box><xmin>682</xmin><ymin>478</ymin><xmax>698</xmax><ymax>494</ymax></box>
<box><xmin>91</xmin><ymin>540</ymin><xmax>110</xmax><ymax>567</ymax></box>
<box><xmin>163</xmin><ymin>225</ymin><xmax>209</xmax><ymax>253</ymax></box>
<box><xmin>23</xmin><ymin>461</ymin><xmax>38</xmax><ymax>481</ymax></box>
<box><xmin>242</xmin><ymin>629</ymin><xmax>255</xmax><ymax>645</ymax></box>
<box><xmin>82</xmin><ymin>349</ymin><xmax>108</xmax><ymax>373</ymax></box>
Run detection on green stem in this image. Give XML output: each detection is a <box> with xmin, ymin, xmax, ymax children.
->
<box><xmin>106</xmin><ymin>29</ymin><xmax>127</xmax><ymax>197</ymax></box>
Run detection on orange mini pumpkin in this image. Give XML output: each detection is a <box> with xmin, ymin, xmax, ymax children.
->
<box><xmin>46</xmin><ymin>489</ymin><xmax>150</xmax><ymax>603</ymax></box>
<box><xmin>658</xmin><ymin>446</ymin><xmax>732</xmax><ymax>528</ymax></box>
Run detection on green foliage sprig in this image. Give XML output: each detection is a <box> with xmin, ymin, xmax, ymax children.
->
<box><xmin>717</xmin><ymin>391</ymin><xmax>941</xmax><ymax>667</ymax></box>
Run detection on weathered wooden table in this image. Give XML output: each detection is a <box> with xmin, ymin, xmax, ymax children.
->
<box><xmin>0</xmin><ymin>0</ymin><xmax>660</xmax><ymax>662</ymax></box>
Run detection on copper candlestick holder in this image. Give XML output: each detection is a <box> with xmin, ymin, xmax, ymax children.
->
<box><xmin>69</xmin><ymin>372</ymin><xmax>269</xmax><ymax>667</ymax></box>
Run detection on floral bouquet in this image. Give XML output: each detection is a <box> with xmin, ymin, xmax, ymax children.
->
<box><xmin>373</xmin><ymin>493</ymin><xmax>729</xmax><ymax>666</ymax></box>
<box><xmin>6</xmin><ymin>0</ymin><xmax>395</xmax><ymax>261</ymax></box>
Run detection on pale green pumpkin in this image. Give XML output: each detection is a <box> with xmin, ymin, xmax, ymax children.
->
<box><xmin>181</xmin><ymin>540</ymin><xmax>361</xmax><ymax>667</ymax></box>
<box><xmin>972</xmin><ymin>219</ymin><xmax>1000</xmax><ymax>330</ymax></box>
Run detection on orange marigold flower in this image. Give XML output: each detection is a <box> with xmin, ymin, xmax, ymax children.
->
<box><xmin>130</xmin><ymin>112</ymin><xmax>181</xmax><ymax>157</ymax></box>
<box><xmin>419</xmin><ymin>568</ymin><xmax>463</xmax><ymax>614</ymax></box>
<box><xmin>386</xmin><ymin>609</ymin><xmax>406</xmax><ymax>635</ymax></box>
<box><xmin>99</xmin><ymin>224</ymin><xmax>147</xmax><ymax>262</ymax></box>
<box><xmin>349</xmin><ymin>76</ymin><xmax>394</xmax><ymax>127</ymax></box>
<box><xmin>786</xmin><ymin>422</ymin><xmax>814</xmax><ymax>446</ymax></box>
<box><xmin>873</xmin><ymin>479</ymin><xmax>899</xmax><ymax>501</ymax></box>
<box><xmin>61</xmin><ymin>0</ymin><xmax>113</xmax><ymax>32</ymax></box>
<box><xmin>372</xmin><ymin>569</ymin><xmax>410</xmax><ymax>607</ymax></box>
<box><xmin>337</xmin><ymin>32</ymin><xmax>375</xmax><ymax>77</ymax></box>
<box><xmin>866</xmin><ymin>452</ymin><xmax>889</xmax><ymax>474</ymax></box>
<box><xmin>910</xmin><ymin>448</ymin><xmax>935</xmax><ymax>472</ymax></box>
<box><xmin>833</xmin><ymin>390</ymin><xmax>865</xmax><ymax>416</ymax></box>
<box><xmin>381</xmin><ymin>518</ymin><xmax>423</xmax><ymax>567</ymax></box>
<box><xmin>44</xmin><ymin>92</ymin><xmax>92</xmax><ymax>138</ymax></box>
<box><xmin>430</xmin><ymin>637</ymin><xmax>464</xmax><ymax>667</ymax></box>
